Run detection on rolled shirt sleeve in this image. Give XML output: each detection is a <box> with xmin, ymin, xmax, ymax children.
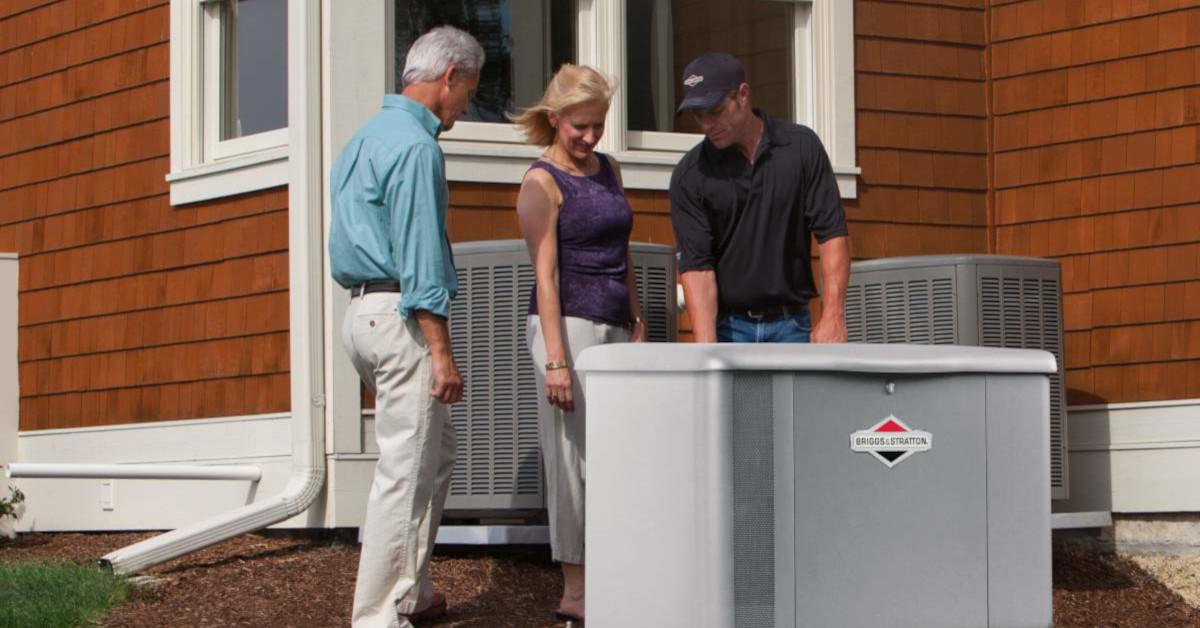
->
<box><xmin>669</xmin><ymin>157</ymin><xmax>716</xmax><ymax>273</ymax></box>
<box><xmin>386</xmin><ymin>144</ymin><xmax>457</xmax><ymax>320</ymax></box>
<box><xmin>802</xmin><ymin>131</ymin><xmax>849</xmax><ymax>243</ymax></box>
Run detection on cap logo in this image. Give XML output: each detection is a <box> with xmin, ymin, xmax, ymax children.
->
<box><xmin>683</xmin><ymin>74</ymin><xmax>704</xmax><ymax>88</ymax></box>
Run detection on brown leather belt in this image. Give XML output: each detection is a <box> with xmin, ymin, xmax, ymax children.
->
<box><xmin>351</xmin><ymin>280</ymin><xmax>401</xmax><ymax>298</ymax></box>
<box><xmin>719</xmin><ymin>304</ymin><xmax>803</xmax><ymax>320</ymax></box>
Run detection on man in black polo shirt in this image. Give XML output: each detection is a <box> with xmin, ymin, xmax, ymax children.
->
<box><xmin>670</xmin><ymin>52</ymin><xmax>850</xmax><ymax>343</ymax></box>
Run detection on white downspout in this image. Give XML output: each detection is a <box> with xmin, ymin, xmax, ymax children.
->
<box><xmin>100</xmin><ymin>0</ymin><xmax>326</xmax><ymax>575</ymax></box>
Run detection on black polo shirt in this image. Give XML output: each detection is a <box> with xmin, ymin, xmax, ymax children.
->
<box><xmin>669</xmin><ymin>111</ymin><xmax>848</xmax><ymax>311</ymax></box>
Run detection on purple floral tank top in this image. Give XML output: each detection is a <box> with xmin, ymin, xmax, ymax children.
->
<box><xmin>527</xmin><ymin>154</ymin><xmax>633</xmax><ymax>327</ymax></box>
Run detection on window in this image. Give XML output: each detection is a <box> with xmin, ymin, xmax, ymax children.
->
<box><xmin>626</xmin><ymin>0</ymin><xmax>798</xmax><ymax>152</ymax></box>
<box><xmin>207</xmin><ymin>0</ymin><xmax>288</xmax><ymax>154</ymax></box>
<box><xmin>378</xmin><ymin>0</ymin><xmax>857</xmax><ymax>195</ymax></box>
<box><xmin>394</xmin><ymin>0</ymin><xmax>577</xmax><ymax>143</ymax></box>
<box><xmin>169</xmin><ymin>0</ymin><xmax>291</xmax><ymax>205</ymax></box>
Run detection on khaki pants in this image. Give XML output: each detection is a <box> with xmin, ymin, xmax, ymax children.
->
<box><xmin>345</xmin><ymin>293</ymin><xmax>456</xmax><ymax>628</ymax></box>
<box><xmin>527</xmin><ymin>315</ymin><xmax>630</xmax><ymax>565</ymax></box>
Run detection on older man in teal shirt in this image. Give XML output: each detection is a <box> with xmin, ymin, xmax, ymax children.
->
<box><xmin>329</xmin><ymin>26</ymin><xmax>482</xmax><ymax>628</ymax></box>
<box><xmin>329</xmin><ymin>95</ymin><xmax>458</xmax><ymax>321</ymax></box>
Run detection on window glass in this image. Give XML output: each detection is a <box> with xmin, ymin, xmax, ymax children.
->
<box><xmin>395</xmin><ymin>0</ymin><xmax>576</xmax><ymax>123</ymax></box>
<box><xmin>221</xmin><ymin>0</ymin><xmax>289</xmax><ymax>140</ymax></box>
<box><xmin>627</xmin><ymin>0</ymin><xmax>794</xmax><ymax>133</ymax></box>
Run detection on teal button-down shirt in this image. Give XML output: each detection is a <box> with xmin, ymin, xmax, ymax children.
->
<box><xmin>329</xmin><ymin>95</ymin><xmax>458</xmax><ymax>320</ymax></box>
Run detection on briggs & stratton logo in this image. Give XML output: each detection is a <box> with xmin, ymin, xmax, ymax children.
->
<box><xmin>850</xmin><ymin>415</ymin><xmax>932</xmax><ymax>468</ymax></box>
<box><xmin>683</xmin><ymin>74</ymin><xmax>704</xmax><ymax>87</ymax></box>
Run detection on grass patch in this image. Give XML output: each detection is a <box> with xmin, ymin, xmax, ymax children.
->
<box><xmin>0</xmin><ymin>561</ymin><xmax>130</xmax><ymax>628</ymax></box>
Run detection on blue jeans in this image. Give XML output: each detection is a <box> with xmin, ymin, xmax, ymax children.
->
<box><xmin>716</xmin><ymin>307</ymin><xmax>812</xmax><ymax>343</ymax></box>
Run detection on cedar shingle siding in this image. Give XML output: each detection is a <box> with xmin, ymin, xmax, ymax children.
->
<box><xmin>851</xmin><ymin>0</ymin><xmax>990</xmax><ymax>260</ymax></box>
<box><xmin>0</xmin><ymin>0</ymin><xmax>290</xmax><ymax>430</ymax></box>
<box><xmin>990</xmin><ymin>0</ymin><xmax>1200</xmax><ymax>404</ymax></box>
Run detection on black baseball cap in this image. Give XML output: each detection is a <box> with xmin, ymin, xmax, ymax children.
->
<box><xmin>676</xmin><ymin>52</ymin><xmax>746</xmax><ymax>114</ymax></box>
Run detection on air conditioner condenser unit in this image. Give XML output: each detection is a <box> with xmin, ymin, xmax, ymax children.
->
<box><xmin>444</xmin><ymin>240</ymin><xmax>677</xmax><ymax>514</ymax></box>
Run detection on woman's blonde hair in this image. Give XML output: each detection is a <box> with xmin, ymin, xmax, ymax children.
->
<box><xmin>511</xmin><ymin>64</ymin><xmax>615</xmax><ymax>146</ymax></box>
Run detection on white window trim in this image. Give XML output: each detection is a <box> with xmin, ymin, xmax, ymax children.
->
<box><xmin>440</xmin><ymin>121</ymin><xmax>524</xmax><ymax>144</ymax></box>
<box><xmin>437</xmin><ymin>0</ymin><xmax>859</xmax><ymax>197</ymax></box>
<box><xmin>169</xmin><ymin>0</ymin><xmax>291</xmax><ymax>206</ymax></box>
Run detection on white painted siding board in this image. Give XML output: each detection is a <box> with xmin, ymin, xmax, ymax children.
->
<box><xmin>1056</xmin><ymin>400</ymin><xmax>1200</xmax><ymax>515</ymax></box>
<box><xmin>18</xmin><ymin>414</ymin><xmax>290</xmax><ymax>464</ymax></box>
<box><xmin>12</xmin><ymin>414</ymin><xmax>310</xmax><ymax>531</ymax></box>
<box><xmin>13</xmin><ymin>458</ymin><xmax>306</xmax><ymax>532</ymax></box>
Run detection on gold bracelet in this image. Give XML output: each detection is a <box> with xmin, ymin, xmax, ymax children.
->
<box><xmin>545</xmin><ymin>360</ymin><xmax>569</xmax><ymax>370</ymax></box>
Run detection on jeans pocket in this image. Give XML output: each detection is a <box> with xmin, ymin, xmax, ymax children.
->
<box><xmin>788</xmin><ymin>312</ymin><xmax>812</xmax><ymax>333</ymax></box>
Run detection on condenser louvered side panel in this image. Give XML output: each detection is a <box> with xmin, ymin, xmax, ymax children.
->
<box><xmin>977</xmin><ymin>266</ymin><xmax>1068</xmax><ymax>500</ymax></box>
<box><xmin>633</xmin><ymin>252</ymin><xmax>678</xmax><ymax>343</ymax></box>
<box><xmin>442</xmin><ymin>241</ymin><xmax>676</xmax><ymax>514</ymax></box>
<box><xmin>906</xmin><ymin>280</ymin><xmax>931</xmax><ymax>344</ymax></box>
<box><xmin>885</xmin><ymin>282</ymin><xmax>907</xmax><ymax>343</ymax></box>
<box><xmin>446</xmin><ymin>255</ymin><xmax>544</xmax><ymax>511</ymax></box>
<box><xmin>845</xmin><ymin>267</ymin><xmax>959</xmax><ymax>346</ymax></box>
<box><xmin>844</xmin><ymin>285</ymin><xmax>865</xmax><ymax>342</ymax></box>
<box><xmin>980</xmin><ymin>277</ymin><xmax>1002</xmax><ymax>346</ymax></box>
<box><xmin>515</xmin><ymin>265</ymin><xmax>541</xmax><ymax>496</ymax></box>
<box><xmin>931</xmin><ymin>278</ymin><xmax>956</xmax><ymax>344</ymax></box>
<box><xmin>863</xmin><ymin>284</ymin><xmax>885</xmax><ymax>343</ymax></box>
<box><xmin>489</xmin><ymin>267</ymin><xmax>517</xmax><ymax>496</ymax></box>
<box><xmin>447</xmin><ymin>272</ymin><xmax>472</xmax><ymax>498</ymax></box>
<box><xmin>1042</xmin><ymin>279</ymin><xmax>1066</xmax><ymax>500</ymax></box>
<box><xmin>468</xmin><ymin>268</ymin><xmax>495</xmax><ymax>498</ymax></box>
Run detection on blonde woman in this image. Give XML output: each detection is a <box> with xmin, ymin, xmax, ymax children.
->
<box><xmin>513</xmin><ymin>65</ymin><xmax>645</xmax><ymax>622</ymax></box>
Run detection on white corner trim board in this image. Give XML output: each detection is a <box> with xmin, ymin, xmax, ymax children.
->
<box><xmin>1</xmin><ymin>254</ymin><xmax>17</xmax><ymax>473</ymax></box>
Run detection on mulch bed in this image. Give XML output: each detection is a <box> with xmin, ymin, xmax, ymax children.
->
<box><xmin>1054</xmin><ymin>537</ymin><xmax>1200</xmax><ymax>628</ymax></box>
<box><xmin>2</xmin><ymin>531</ymin><xmax>1198</xmax><ymax>627</ymax></box>
<box><xmin>0</xmin><ymin>532</ymin><xmax>561</xmax><ymax>628</ymax></box>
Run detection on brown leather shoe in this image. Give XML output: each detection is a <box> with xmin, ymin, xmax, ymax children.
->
<box><xmin>406</xmin><ymin>592</ymin><xmax>447</xmax><ymax>624</ymax></box>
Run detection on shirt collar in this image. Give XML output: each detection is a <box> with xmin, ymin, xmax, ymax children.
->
<box><xmin>383</xmin><ymin>94</ymin><xmax>443</xmax><ymax>137</ymax></box>
<box><xmin>703</xmin><ymin>109</ymin><xmax>786</xmax><ymax>165</ymax></box>
<box><xmin>757</xmin><ymin>110</ymin><xmax>790</xmax><ymax>150</ymax></box>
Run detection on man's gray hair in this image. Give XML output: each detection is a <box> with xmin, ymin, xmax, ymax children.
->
<box><xmin>401</xmin><ymin>26</ymin><xmax>485</xmax><ymax>87</ymax></box>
